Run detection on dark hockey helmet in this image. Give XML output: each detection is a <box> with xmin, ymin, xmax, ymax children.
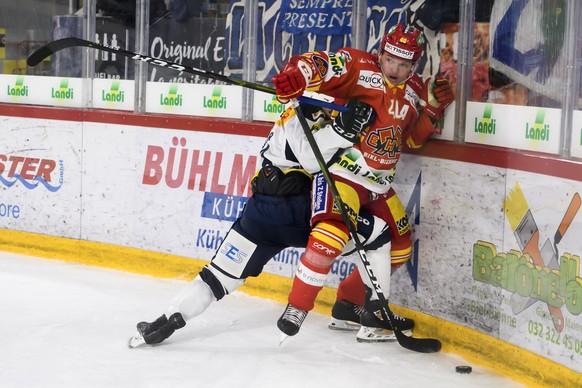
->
<box><xmin>380</xmin><ymin>23</ymin><xmax>425</xmax><ymax>62</ymax></box>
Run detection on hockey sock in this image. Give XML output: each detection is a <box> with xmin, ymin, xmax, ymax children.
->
<box><xmin>167</xmin><ymin>275</ymin><xmax>217</xmax><ymax>321</ymax></box>
<box><xmin>288</xmin><ymin>229</ymin><xmax>344</xmax><ymax>311</ymax></box>
<box><xmin>336</xmin><ymin>267</ymin><xmax>366</xmax><ymax>306</ymax></box>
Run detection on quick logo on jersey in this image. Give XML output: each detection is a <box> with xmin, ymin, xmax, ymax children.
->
<box><xmin>0</xmin><ymin>154</ymin><xmax>63</xmax><ymax>192</ymax></box>
<box><xmin>525</xmin><ymin>109</ymin><xmax>550</xmax><ymax>141</ymax></box>
<box><xmin>366</xmin><ymin>126</ymin><xmax>400</xmax><ymax>157</ymax></box>
<box><xmin>357</xmin><ymin>70</ymin><xmax>384</xmax><ymax>90</ymax></box>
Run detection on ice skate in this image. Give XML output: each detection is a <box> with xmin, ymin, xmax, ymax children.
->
<box><xmin>328</xmin><ymin>299</ymin><xmax>365</xmax><ymax>331</ymax></box>
<box><xmin>277</xmin><ymin>304</ymin><xmax>308</xmax><ymax>339</ymax></box>
<box><xmin>128</xmin><ymin>312</ymin><xmax>186</xmax><ymax>348</ymax></box>
<box><xmin>356</xmin><ymin>309</ymin><xmax>414</xmax><ymax>343</ymax></box>
<box><xmin>356</xmin><ymin>288</ymin><xmax>414</xmax><ymax>343</ymax></box>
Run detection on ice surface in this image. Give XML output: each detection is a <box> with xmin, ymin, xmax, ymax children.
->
<box><xmin>0</xmin><ymin>252</ymin><xmax>523</xmax><ymax>388</ymax></box>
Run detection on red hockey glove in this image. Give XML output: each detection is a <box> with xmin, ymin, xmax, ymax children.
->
<box><xmin>422</xmin><ymin>77</ymin><xmax>454</xmax><ymax>121</ymax></box>
<box><xmin>271</xmin><ymin>56</ymin><xmax>310</xmax><ymax>104</ymax></box>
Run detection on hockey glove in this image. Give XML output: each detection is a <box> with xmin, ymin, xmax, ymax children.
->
<box><xmin>271</xmin><ymin>56</ymin><xmax>311</xmax><ymax>104</ymax></box>
<box><xmin>422</xmin><ymin>77</ymin><xmax>454</xmax><ymax>121</ymax></box>
<box><xmin>332</xmin><ymin>100</ymin><xmax>376</xmax><ymax>143</ymax></box>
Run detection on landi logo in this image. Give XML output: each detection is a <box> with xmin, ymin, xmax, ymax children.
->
<box><xmin>141</xmin><ymin>136</ymin><xmax>256</xmax><ymax>222</ymax></box>
<box><xmin>101</xmin><ymin>80</ymin><xmax>124</xmax><ymax>103</ymax></box>
<box><xmin>0</xmin><ymin>154</ymin><xmax>63</xmax><ymax>192</ymax></box>
<box><xmin>203</xmin><ymin>86</ymin><xmax>227</xmax><ymax>110</ymax></box>
<box><xmin>474</xmin><ymin>104</ymin><xmax>495</xmax><ymax>134</ymax></box>
<box><xmin>473</xmin><ymin>182</ymin><xmax>581</xmax><ymax>333</ymax></box>
<box><xmin>51</xmin><ymin>79</ymin><xmax>74</xmax><ymax>100</ymax></box>
<box><xmin>160</xmin><ymin>84</ymin><xmax>182</xmax><ymax>107</ymax></box>
<box><xmin>6</xmin><ymin>76</ymin><xmax>28</xmax><ymax>97</ymax></box>
<box><xmin>525</xmin><ymin>109</ymin><xmax>550</xmax><ymax>141</ymax></box>
<box><xmin>264</xmin><ymin>95</ymin><xmax>284</xmax><ymax>114</ymax></box>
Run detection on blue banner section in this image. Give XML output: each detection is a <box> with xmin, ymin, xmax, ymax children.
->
<box><xmin>201</xmin><ymin>192</ymin><xmax>248</xmax><ymax>222</ymax></box>
<box><xmin>277</xmin><ymin>0</ymin><xmax>352</xmax><ymax>36</ymax></box>
<box><xmin>225</xmin><ymin>0</ymin><xmax>417</xmax><ymax>82</ymax></box>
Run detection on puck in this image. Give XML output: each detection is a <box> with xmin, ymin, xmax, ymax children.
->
<box><xmin>455</xmin><ymin>366</ymin><xmax>472</xmax><ymax>374</ymax></box>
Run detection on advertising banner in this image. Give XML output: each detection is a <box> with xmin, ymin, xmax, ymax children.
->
<box><xmin>145</xmin><ymin>82</ymin><xmax>242</xmax><ymax>118</ymax></box>
<box><xmin>465</xmin><ymin>101</ymin><xmax>561</xmax><ymax>154</ymax></box>
<box><xmin>0</xmin><ymin>116</ymin><xmax>82</xmax><ymax>237</ymax></box>
<box><xmin>0</xmin><ymin>75</ymin><xmax>85</xmax><ymax>108</ymax></box>
<box><xmin>79</xmin><ymin>121</ymin><xmax>355</xmax><ymax>287</ymax></box>
<box><xmin>52</xmin><ymin>15</ymin><xmax>225</xmax><ymax>83</ymax></box>
<box><xmin>489</xmin><ymin>0</ymin><xmax>566</xmax><ymax>103</ymax></box>
<box><xmin>391</xmin><ymin>153</ymin><xmax>582</xmax><ymax>374</ymax></box>
<box><xmin>92</xmin><ymin>79</ymin><xmax>135</xmax><ymax>111</ymax></box>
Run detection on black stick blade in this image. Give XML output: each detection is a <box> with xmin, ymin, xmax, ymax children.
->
<box><xmin>27</xmin><ymin>37</ymin><xmax>89</xmax><ymax>66</ymax></box>
<box><xmin>396</xmin><ymin>331</ymin><xmax>442</xmax><ymax>353</ymax></box>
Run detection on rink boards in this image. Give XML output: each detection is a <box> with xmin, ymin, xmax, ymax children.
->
<box><xmin>0</xmin><ymin>106</ymin><xmax>581</xmax><ymax>387</ymax></box>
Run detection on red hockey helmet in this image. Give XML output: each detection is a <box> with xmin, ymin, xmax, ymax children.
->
<box><xmin>380</xmin><ymin>23</ymin><xmax>425</xmax><ymax>62</ymax></box>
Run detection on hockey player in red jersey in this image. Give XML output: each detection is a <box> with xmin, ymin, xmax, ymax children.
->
<box><xmin>273</xmin><ymin>23</ymin><xmax>454</xmax><ymax>340</ymax></box>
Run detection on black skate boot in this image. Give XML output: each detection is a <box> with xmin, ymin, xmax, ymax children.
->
<box><xmin>277</xmin><ymin>304</ymin><xmax>308</xmax><ymax>337</ymax></box>
<box><xmin>356</xmin><ymin>288</ymin><xmax>414</xmax><ymax>343</ymax></box>
<box><xmin>328</xmin><ymin>299</ymin><xmax>365</xmax><ymax>331</ymax></box>
<box><xmin>128</xmin><ymin>312</ymin><xmax>186</xmax><ymax>348</ymax></box>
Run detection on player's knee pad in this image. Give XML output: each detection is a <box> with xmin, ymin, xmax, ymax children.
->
<box><xmin>200</xmin><ymin>265</ymin><xmax>244</xmax><ymax>301</ymax></box>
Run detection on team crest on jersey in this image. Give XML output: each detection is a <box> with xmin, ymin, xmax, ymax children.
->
<box><xmin>312</xmin><ymin>55</ymin><xmax>329</xmax><ymax>78</ymax></box>
<box><xmin>366</xmin><ymin>126</ymin><xmax>401</xmax><ymax>157</ymax></box>
<box><xmin>357</xmin><ymin>70</ymin><xmax>384</xmax><ymax>91</ymax></box>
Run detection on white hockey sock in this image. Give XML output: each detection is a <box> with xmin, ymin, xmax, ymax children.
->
<box><xmin>166</xmin><ymin>276</ymin><xmax>216</xmax><ymax>321</ymax></box>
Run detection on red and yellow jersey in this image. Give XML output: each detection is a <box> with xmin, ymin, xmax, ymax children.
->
<box><xmin>296</xmin><ymin>48</ymin><xmax>433</xmax><ymax>193</ymax></box>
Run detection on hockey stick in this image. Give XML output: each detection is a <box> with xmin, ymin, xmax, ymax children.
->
<box><xmin>291</xmin><ymin>99</ymin><xmax>441</xmax><ymax>353</ymax></box>
<box><xmin>26</xmin><ymin>37</ymin><xmax>346</xmax><ymax>112</ymax></box>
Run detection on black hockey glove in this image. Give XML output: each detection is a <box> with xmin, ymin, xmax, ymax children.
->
<box><xmin>332</xmin><ymin>100</ymin><xmax>376</xmax><ymax>143</ymax></box>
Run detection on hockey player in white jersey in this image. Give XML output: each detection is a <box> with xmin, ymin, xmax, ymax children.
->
<box><xmin>129</xmin><ymin>100</ymin><xmax>413</xmax><ymax>348</ymax></box>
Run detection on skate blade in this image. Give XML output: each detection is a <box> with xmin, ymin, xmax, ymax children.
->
<box><xmin>356</xmin><ymin>326</ymin><xmax>408</xmax><ymax>343</ymax></box>
<box><xmin>279</xmin><ymin>333</ymin><xmax>289</xmax><ymax>346</ymax></box>
<box><xmin>328</xmin><ymin>318</ymin><xmax>361</xmax><ymax>331</ymax></box>
<box><xmin>128</xmin><ymin>331</ymin><xmax>147</xmax><ymax>349</ymax></box>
